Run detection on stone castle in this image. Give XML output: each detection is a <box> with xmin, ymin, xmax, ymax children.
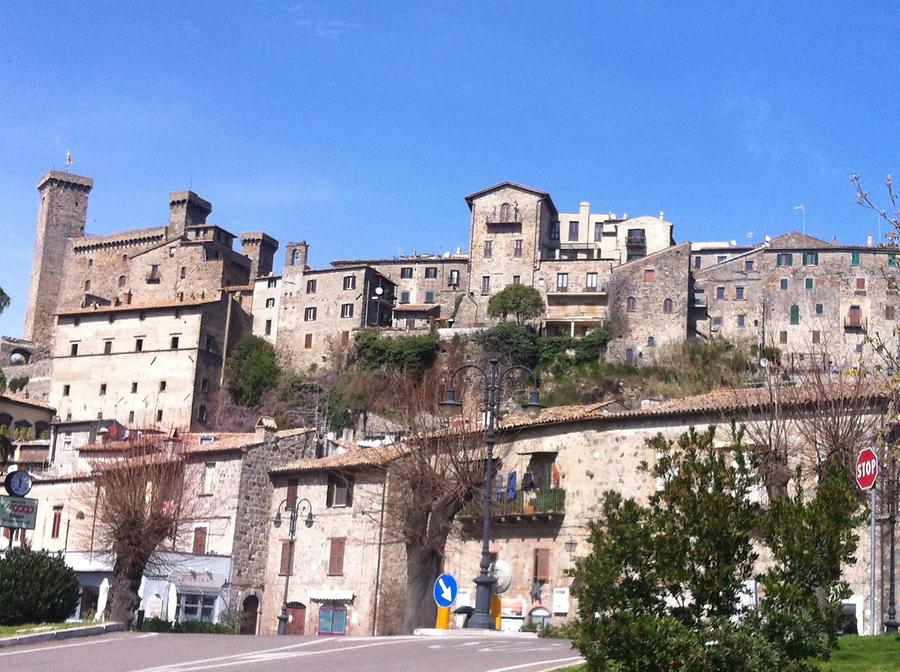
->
<box><xmin>6</xmin><ymin>170</ymin><xmax>898</xmax><ymax>435</ymax></box>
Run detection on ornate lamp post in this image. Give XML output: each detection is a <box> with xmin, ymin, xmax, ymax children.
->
<box><xmin>439</xmin><ymin>358</ymin><xmax>542</xmax><ymax>629</ymax></box>
<box><xmin>272</xmin><ymin>496</ymin><xmax>314</xmax><ymax>635</ymax></box>
<box><xmin>886</xmin><ymin>466</ymin><xmax>898</xmax><ymax>633</ymax></box>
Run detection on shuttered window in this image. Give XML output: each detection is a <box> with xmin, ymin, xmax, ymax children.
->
<box><xmin>534</xmin><ymin>548</ymin><xmax>551</xmax><ymax>581</ymax></box>
<box><xmin>192</xmin><ymin>527</ymin><xmax>208</xmax><ymax>555</ymax></box>
<box><xmin>280</xmin><ymin>541</ymin><xmax>293</xmax><ymax>575</ymax></box>
<box><xmin>328</xmin><ymin>538</ymin><xmax>346</xmax><ymax>575</ymax></box>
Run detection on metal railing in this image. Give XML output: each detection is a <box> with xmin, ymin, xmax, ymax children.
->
<box><xmin>461</xmin><ymin>488</ymin><xmax>566</xmax><ymax>518</ymax></box>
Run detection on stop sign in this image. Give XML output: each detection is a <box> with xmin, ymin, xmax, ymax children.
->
<box><xmin>855</xmin><ymin>448</ymin><xmax>879</xmax><ymax>491</ymax></box>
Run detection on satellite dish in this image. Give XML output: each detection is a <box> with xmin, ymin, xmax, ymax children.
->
<box><xmin>374</xmin><ymin>287</ymin><xmax>384</xmax><ymax>296</ymax></box>
<box><xmin>491</xmin><ymin>560</ymin><xmax>513</xmax><ymax>594</ymax></box>
<box><xmin>759</xmin><ymin>357</ymin><xmax>769</xmax><ymax>369</ymax></box>
<box><xmin>764</xmin><ymin>235</ymin><xmax>771</xmax><ymax>242</ymax></box>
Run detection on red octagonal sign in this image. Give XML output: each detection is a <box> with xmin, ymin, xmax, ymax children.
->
<box><xmin>855</xmin><ymin>448</ymin><xmax>879</xmax><ymax>491</ymax></box>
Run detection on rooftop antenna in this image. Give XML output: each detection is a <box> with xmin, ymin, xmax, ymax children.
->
<box><xmin>793</xmin><ymin>204</ymin><xmax>806</xmax><ymax>233</ymax></box>
<box><xmin>65</xmin><ymin>151</ymin><xmax>72</xmax><ymax>173</ymax></box>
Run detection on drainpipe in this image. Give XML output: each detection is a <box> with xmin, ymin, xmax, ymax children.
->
<box><xmin>371</xmin><ymin>471</ymin><xmax>388</xmax><ymax>636</ymax></box>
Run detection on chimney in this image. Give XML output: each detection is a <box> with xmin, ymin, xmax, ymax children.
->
<box><xmin>168</xmin><ymin>190</ymin><xmax>212</xmax><ymax>236</ymax></box>
<box><xmin>255</xmin><ymin>416</ymin><xmax>277</xmax><ymax>443</ymax></box>
<box><xmin>867</xmin><ymin>233</ymin><xmax>874</xmax><ymax>248</ymax></box>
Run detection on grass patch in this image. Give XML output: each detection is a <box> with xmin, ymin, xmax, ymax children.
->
<box><xmin>0</xmin><ymin>621</ymin><xmax>95</xmax><ymax>638</ymax></box>
<box><xmin>815</xmin><ymin>635</ymin><xmax>900</xmax><ymax>671</ymax></box>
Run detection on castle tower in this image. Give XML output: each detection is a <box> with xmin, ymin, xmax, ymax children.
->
<box><xmin>240</xmin><ymin>232</ymin><xmax>279</xmax><ymax>279</ymax></box>
<box><xmin>284</xmin><ymin>241</ymin><xmax>309</xmax><ymax>277</ymax></box>
<box><xmin>168</xmin><ymin>190</ymin><xmax>212</xmax><ymax>237</ymax></box>
<box><xmin>23</xmin><ymin>170</ymin><xmax>93</xmax><ymax>347</ymax></box>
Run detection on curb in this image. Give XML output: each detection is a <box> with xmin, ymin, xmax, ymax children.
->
<box><xmin>0</xmin><ymin>622</ymin><xmax>126</xmax><ymax>649</ymax></box>
<box><xmin>413</xmin><ymin>627</ymin><xmax>539</xmax><ymax>638</ymax></box>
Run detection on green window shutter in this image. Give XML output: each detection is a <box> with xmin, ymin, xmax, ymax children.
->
<box><xmin>790</xmin><ymin>305</ymin><xmax>800</xmax><ymax>325</ymax></box>
<box><xmin>852</xmin><ymin>251</ymin><xmax>861</xmax><ymax>266</ymax></box>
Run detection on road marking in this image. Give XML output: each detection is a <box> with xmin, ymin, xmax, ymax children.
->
<box><xmin>0</xmin><ymin>632</ymin><xmax>154</xmax><ymax>657</ymax></box>
<box><xmin>130</xmin><ymin>637</ymin><xmax>421</xmax><ymax>672</ymax></box>
<box><xmin>482</xmin><ymin>656</ymin><xmax>585</xmax><ymax>672</ymax></box>
<box><xmin>129</xmin><ymin>638</ymin><xmax>338</xmax><ymax>672</ymax></box>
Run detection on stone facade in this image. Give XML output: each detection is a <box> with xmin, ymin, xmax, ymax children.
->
<box><xmin>0</xmin><ymin>393</ymin><xmax>55</xmax><ymax>471</ymax></box>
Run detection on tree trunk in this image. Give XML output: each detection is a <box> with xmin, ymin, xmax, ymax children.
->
<box><xmin>405</xmin><ymin>544</ymin><xmax>442</xmax><ymax>633</ymax></box>
<box><xmin>107</xmin><ymin>560</ymin><xmax>145</xmax><ymax>625</ymax></box>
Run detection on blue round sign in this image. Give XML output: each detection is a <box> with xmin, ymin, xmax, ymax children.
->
<box><xmin>433</xmin><ymin>573</ymin><xmax>458</xmax><ymax>607</ymax></box>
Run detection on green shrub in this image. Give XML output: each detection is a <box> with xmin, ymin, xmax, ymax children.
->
<box><xmin>473</xmin><ymin>323</ymin><xmax>539</xmax><ymax>368</ymax></box>
<box><xmin>137</xmin><ymin>617</ymin><xmax>236</xmax><ymax>634</ymax></box>
<box><xmin>7</xmin><ymin>376</ymin><xmax>29</xmax><ymax>393</ymax></box>
<box><xmin>138</xmin><ymin>616</ymin><xmax>174</xmax><ymax>632</ymax></box>
<box><xmin>225</xmin><ymin>335</ymin><xmax>281</xmax><ymax>407</ymax></box>
<box><xmin>354</xmin><ymin>329</ymin><xmax>439</xmax><ymax>377</ymax></box>
<box><xmin>0</xmin><ymin>548</ymin><xmax>80</xmax><ymax>625</ymax></box>
<box><xmin>538</xmin><ymin>620</ymin><xmax>580</xmax><ymax>639</ymax></box>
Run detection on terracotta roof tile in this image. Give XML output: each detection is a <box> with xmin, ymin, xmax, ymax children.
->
<box><xmin>0</xmin><ymin>393</ymin><xmax>54</xmax><ymax>411</ymax></box>
<box><xmin>57</xmin><ymin>297</ymin><xmax>220</xmax><ymax>316</ymax></box>
<box><xmin>272</xmin><ymin>442</ymin><xmax>410</xmax><ymax>474</ymax></box>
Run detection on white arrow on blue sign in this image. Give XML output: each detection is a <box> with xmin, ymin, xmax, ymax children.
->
<box><xmin>433</xmin><ymin>573</ymin><xmax>458</xmax><ymax>608</ymax></box>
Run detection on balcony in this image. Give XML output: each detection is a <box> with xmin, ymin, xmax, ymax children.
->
<box><xmin>459</xmin><ymin>488</ymin><xmax>566</xmax><ymax>523</ymax></box>
<box><xmin>844</xmin><ymin>316</ymin><xmax>867</xmax><ymax>331</ymax></box>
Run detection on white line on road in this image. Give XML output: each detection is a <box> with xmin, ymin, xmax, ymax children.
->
<box><xmin>482</xmin><ymin>656</ymin><xmax>585</xmax><ymax>672</ymax></box>
<box><xmin>129</xmin><ymin>637</ymin><xmax>339</xmax><ymax>672</ymax></box>
<box><xmin>0</xmin><ymin>632</ymin><xmax>156</xmax><ymax>657</ymax></box>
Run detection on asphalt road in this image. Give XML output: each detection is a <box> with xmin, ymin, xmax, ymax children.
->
<box><xmin>2</xmin><ymin>632</ymin><xmax>583</xmax><ymax>672</ymax></box>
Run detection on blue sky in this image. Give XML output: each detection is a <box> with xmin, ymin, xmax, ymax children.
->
<box><xmin>1</xmin><ymin>1</ymin><xmax>899</xmax><ymax>337</ymax></box>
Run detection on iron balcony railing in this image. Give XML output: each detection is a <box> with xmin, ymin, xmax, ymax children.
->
<box><xmin>460</xmin><ymin>488</ymin><xmax>566</xmax><ymax>519</ymax></box>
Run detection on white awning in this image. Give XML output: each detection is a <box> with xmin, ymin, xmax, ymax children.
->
<box><xmin>309</xmin><ymin>589</ymin><xmax>355</xmax><ymax>603</ymax></box>
<box><xmin>169</xmin><ymin>569</ymin><xmax>227</xmax><ymax>596</ymax></box>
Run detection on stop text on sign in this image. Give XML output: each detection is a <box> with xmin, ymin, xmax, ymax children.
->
<box><xmin>855</xmin><ymin>448</ymin><xmax>878</xmax><ymax>491</ymax></box>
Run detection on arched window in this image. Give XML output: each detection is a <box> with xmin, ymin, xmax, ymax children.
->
<box><xmin>118</xmin><ymin>275</ymin><xmax>127</xmax><ymax>288</ymax></box>
<box><xmin>499</xmin><ymin>202</ymin><xmax>511</xmax><ymax>222</ymax></box>
<box><xmin>626</xmin><ymin>296</ymin><xmax>637</xmax><ymax>312</ymax></box>
<box><xmin>84</xmin><ymin>279</ymin><xmax>91</xmax><ymax>292</ymax></box>
<box><xmin>663</xmin><ymin>298</ymin><xmax>673</xmax><ymax>314</ymax></box>
<box><xmin>291</xmin><ymin>249</ymin><xmax>300</xmax><ymax>265</ymax></box>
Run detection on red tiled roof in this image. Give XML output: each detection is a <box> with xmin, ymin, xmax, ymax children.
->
<box><xmin>0</xmin><ymin>393</ymin><xmax>54</xmax><ymax>411</ymax></box>
<box><xmin>271</xmin><ymin>441</ymin><xmax>410</xmax><ymax>474</ymax></box>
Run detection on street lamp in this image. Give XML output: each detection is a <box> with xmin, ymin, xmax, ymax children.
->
<box><xmin>439</xmin><ymin>357</ymin><xmax>542</xmax><ymax>629</ymax></box>
<box><xmin>885</xmin><ymin>465</ymin><xmax>898</xmax><ymax>633</ymax></box>
<box><xmin>272</xmin><ymin>496</ymin><xmax>314</xmax><ymax>635</ymax></box>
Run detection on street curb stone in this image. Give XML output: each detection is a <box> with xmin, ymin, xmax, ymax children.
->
<box><xmin>413</xmin><ymin>627</ymin><xmax>539</xmax><ymax>638</ymax></box>
<box><xmin>0</xmin><ymin>622</ymin><xmax>126</xmax><ymax>649</ymax></box>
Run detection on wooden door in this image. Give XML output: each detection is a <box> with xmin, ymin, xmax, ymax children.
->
<box><xmin>285</xmin><ymin>602</ymin><xmax>306</xmax><ymax>635</ymax></box>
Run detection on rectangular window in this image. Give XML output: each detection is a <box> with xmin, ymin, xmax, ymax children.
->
<box><xmin>780</xmin><ymin>279</ymin><xmax>788</xmax><ymax>290</ymax></box>
<box><xmin>202</xmin><ymin>463</ymin><xmax>216</xmax><ymax>496</ymax></box>
<box><xmin>513</xmin><ymin>239</ymin><xmax>523</xmax><ymax>258</ymax></box>
<box><xmin>340</xmin><ymin>303</ymin><xmax>354</xmax><ymax>318</ymax></box>
<box><xmin>267</xmin><ymin>278</ymin><xmax>278</xmax><ymax>288</ymax></box>
<box><xmin>737</xmin><ymin>314</ymin><xmax>746</xmax><ymax>327</ymax></box>
<box><xmin>192</xmin><ymin>527</ymin><xmax>208</xmax><ymax>555</ymax></box>
<box><xmin>851</xmin><ymin>251</ymin><xmax>861</xmax><ymax>266</ymax></box>
<box><xmin>328</xmin><ymin>538</ymin><xmax>346</xmax><ymax>575</ymax></box>
<box><xmin>735</xmin><ymin>286</ymin><xmax>745</xmax><ymax>300</ymax></box>
<box><xmin>304</xmin><ymin>334</ymin><xmax>313</xmax><ymax>349</ymax></box>
<box><xmin>306</xmin><ymin>279</ymin><xmax>317</xmax><ymax>294</ymax></box>
<box><xmin>856</xmin><ymin>277</ymin><xmax>866</xmax><ymax>290</ymax></box>
<box><xmin>483</xmin><ymin>240</ymin><xmax>492</xmax><ymax>258</ymax></box>
<box><xmin>51</xmin><ymin>506</ymin><xmax>63</xmax><ymax>539</ymax></box>
<box><xmin>887</xmin><ymin>306</ymin><xmax>896</xmax><ymax>321</ymax></box>
<box><xmin>304</xmin><ymin>307</ymin><xmax>317</xmax><ymax>321</ymax></box>
<box><xmin>790</xmin><ymin>305</ymin><xmax>800</xmax><ymax>325</ymax></box>
<box><xmin>180</xmin><ymin>266</ymin><xmax>187</xmax><ymax>279</ymax></box>
<box><xmin>70</xmin><ymin>342</ymin><xmax>79</xmax><ymax>356</ymax></box>
<box><xmin>156</xmin><ymin>409</ymin><xmax>163</xmax><ymax>422</ymax></box>
<box><xmin>104</xmin><ymin>340</ymin><xmax>112</xmax><ymax>355</ymax></box>
<box><xmin>549</xmin><ymin>222</ymin><xmax>560</xmax><ymax>240</ymax></box>
<box><xmin>716</xmin><ymin>287</ymin><xmax>725</xmax><ymax>300</ymax></box>
<box><xmin>425</xmin><ymin>291</ymin><xmax>435</xmax><ymax>304</ymax></box>
<box><xmin>717</xmin><ymin>255</ymin><xmax>727</xmax><ymax>263</ymax></box>
<box><xmin>424</xmin><ymin>267</ymin><xmax>438</xmax><ymax>279</ymax></box>
<box><xmin>264</xmin><ymin>319</ymin><xmax>272</xmax><ymax>336</ymax></box>
<box><xmin>265</xmin><ymin>298</ymin><xmax>275</xmax><ymax>308</ymax></box>
<box><xmin>400</xmin><ymin>267</ymin><xmax>413</xmax><ymax>279</ymax></box>
<box><xmin>63</xmin><ymin>384</ymin><xmax>71</xmax><ymax>396</ymax></box>
<box><xmin>448</xmin><ymin>269</ymin><xmax>460</xmax><ymax>286</ymax></box>
<box><xmin>135</xmin><ymin>338</ymin><xmax>143</xmax><ymax>352</ymax></box>
<box><xmin>481</xmin><ymin>276</ymin><xmax>490</xmax><ymax>295</ymax></box>
<box><xmin>779</xmin><ymin>330</ymin><xmax>788</xmax><ymax>344</ymax></box>
<box><xmin>594</xmin><ymin>223</ymin><xmax>603</xmax><ymax>242</ymax></box>
<box><xmin>745</xmin><ymin>260</ymin><xmax>754</xmax><ymax>272</ymax></box>
<box><xmin>534</xmin><ymin>548</ymin><xmax>551</xmax><ymax>581</ymax></box>
<box><xmin>803</xmin><ymin>252</ymin><xmax>819</xmax><ymax>265</ymax></box>
<box><xmin>568</xmin><ymin>221</ymin><xmax>579</xmax><ymax>241</ymax></box>
<box><xmin>159</xmin><ymin>380</ymin><xmax>167</xmax><ymax>392</ymax></box>
<box><xmin>816</xmin><ymin>303</ymin><xmax>824</xmax><ymax>315</ymax></box>
<box><xmin>556</xmin><ymin>273</ymin><xmax>568</xmax><ymax>291</ymax></box>
<box><xmin>131</xmin><ymin>382</ymin><xmax>138</xmax><ymax>393</ymax></box>
<box><xmin>128</xmin><ymin>410</ymin><xmax>135</xmax><ymax>423</ymax></box>
<box><xmin>712</xmin><ymin>316</ymin><xmax>723</xmax><ymax>326</ymax></box>
<box><xmin>586</xmin><ymin>272</ymin><xmax>598</xmax><ymax>290</ymax></box>
<box><xmin>400</xmin><ymin>291</ymin><xmax>410</xmax><ymax>304</ymax></box>
<box><xmin>644</xmin><ymin>269</ymin><xmax>656</xmax><ymax>282</ymax></box>
<box><xmin>812</xmin><ymin>330</ymin><xmax>821</xmax><ymax>344</ymax></box>
<box><xmin>170</xmin><ymin>336</ymin><xmax>180</xmax><ymax>349</ymax></box>
<box><xmin>776</xmin><ymin>253</ymin><xmax>793</xmax><ymax>267</ymax></box>
<box><xmin>693</xmin><ymin>256</ymin><xmax>702</xmax><ymax>269</ymax></box>
<box><xmin>327</xmin><ymin>474</ymin><xmax>354</xmax><ymax>508</ymax></box>
<box><xmin>512</xmin><ymin>275</ymin><xmax>520</xmax><ymax>285</ymax></box>
<box><xmin>280</xmin><ymin>541</ymin><xmax>293</xmax><ymax>575</ymax></box>
<box><xmin>201</xmin><ymin>378</ymin><xmax>209</xmax><ymax>393</ymax></box>
<box><xmin>805</xmin><ymin>278</ymin><xmax>814</xmax><ymax>290</ymax></box>
<box><xmin>318</xmin><ymin>605</ymin><xmax>347</xmax><ymax>636</ymax></box>
<box><xmin>343</xmin><ymin>275</ymin><xmax>356</xmax><ymax>290</ymax></box>
<box><xmin>99</xmin><ymin>383</ymin><xmax>107</xmax><ymax>396</ymax></box>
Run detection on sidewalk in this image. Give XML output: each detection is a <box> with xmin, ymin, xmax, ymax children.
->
<box><xmin>0</xmin><ymin>622</ymin><xmax>126</xmax><ymax>649</ymax></box>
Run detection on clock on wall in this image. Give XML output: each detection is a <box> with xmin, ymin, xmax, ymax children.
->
<box><xmin>4</xmin><ymin>470</ymin><xmax>33</xmax><ymax>497</ymax></box>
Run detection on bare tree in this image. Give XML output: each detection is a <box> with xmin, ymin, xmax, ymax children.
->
<box><xmin>87</xmin><ymin>436</ymin><xmax>196</xmax><ymax>624</ymax></box>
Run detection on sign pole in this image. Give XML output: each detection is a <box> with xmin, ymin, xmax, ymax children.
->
<box><xmin>871</xmin><ymin>486</ymin><xmax>877</xmax><ymax>636</ymax></box>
